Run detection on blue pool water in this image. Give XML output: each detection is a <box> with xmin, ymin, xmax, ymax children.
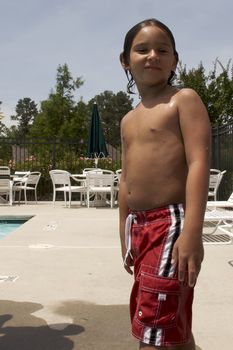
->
<box><xmin>0</xmin><ymin>216</ymin><xmax>33</xmax><ymax>239</ymax></box>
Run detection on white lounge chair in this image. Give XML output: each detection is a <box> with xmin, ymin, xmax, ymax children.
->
<box><xmin>203</xmin><ymin>201</ymin><xmax>233</xmax><ymax>244</ymax></box>
<box><xmin>203</xmin><ymin>191</ymin><xmax>233</xmax><ymax>244</ymax></box>
<box><xmin>114</xmin><ymin>169</ymin><xmax>122</xmax><ymax>205</ymax></box>
<box><xmin>208</xmin><ymin>169</ymin><xmax>226</xmax><ymax>201</ymax></box>
<box><xmin>0</xmin><ymin>166</ymin><xmax>12</xmax><ymax>205</ymax></box>
<box><xmin>207</xmin><ymin>191</ymin><xmax>233</xmax><ymax>209</ymax></box>
<box><xmin>115</xmin><ymin>169</ymin><xmax>122</xmax><ymax>183</ymax></box>
<box><xmin>204</xmin><ymin>210</ymin><xmax>233</xmax><ymax>244</ymax></box>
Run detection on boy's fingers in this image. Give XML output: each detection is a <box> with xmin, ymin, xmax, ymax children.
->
<box><xmin>123</xmin><ymin>255</ymin><xmax>134</xmax><ymax>275</ymax></box>
<box><xmin>171</xmin><ymin>245</ymin><xmax>178</xmax><ymax>266</ymax></box>
<box><xmin>178</xmin><ymin>258</ymin><xmax>186</xmax><ymax>282</ymax></box>
<box><xmin>124</xmin><ymin>265</ymin><xmax>133</xmax><ymax>275</ymax></box>
<box><xmin>188</xmin><ymin>260</ymin><xmax>201</xmax><ymax>287</ymax></box>
<box><xmin>188</xmin><ymin>260</ymin><xmax>196</xmax><ymax>287</ymax></box>
<box><xmin>188</xmin><ymin>271</ymin><xmax>196</xmax><ymax>287</ymax></box>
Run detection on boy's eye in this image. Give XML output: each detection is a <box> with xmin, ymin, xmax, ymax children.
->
<box><xmin>133</xmin><ymin>44</ymin><xmax>148</xmax><ymax>53</ymax></box>
<box><xmin>158</xmin><ymin>49</ymin><xmax>168</xmax><ymax>53</ymax></box>
<box><xmin>136</xmin><ymin>48</ymin><xmax>148</xmax><ymax>53</ymax></box>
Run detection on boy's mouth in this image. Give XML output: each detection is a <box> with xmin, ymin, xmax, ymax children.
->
<box><xmin>144</xmin><ymin>65</ymin><xmax>161</xmax><ymax>70</ymax></box>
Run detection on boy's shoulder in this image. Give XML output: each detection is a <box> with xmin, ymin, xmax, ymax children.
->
<box><xmin>121</xmin><ymin>109</ymin><xmax>135</xmax><ymax>127</ymax></box>
<box><xmin>172</xmin><ymin>88</ymin><xmax>204</xmax><ymax>108</ymax></box>
<box><xmin>172</xmin><ymin>87</ymin><xmax>201</xmax><ymax>102</ymax></box>
<box><xmin>172</xmin><ymin>88</ymin><xmax>205</xmax><ymax>115</ymax></box>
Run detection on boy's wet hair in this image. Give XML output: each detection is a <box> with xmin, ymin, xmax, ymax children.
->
<box><xmin>120</xmin><ymin>18</ymin><xmax>179</xmax><ymax>94</ymax></box>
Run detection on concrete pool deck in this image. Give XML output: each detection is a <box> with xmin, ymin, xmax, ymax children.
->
<box><xmin>0</xmin><ymin>202</ymin><xmax>232</xmax><ymax>349</ymax></box>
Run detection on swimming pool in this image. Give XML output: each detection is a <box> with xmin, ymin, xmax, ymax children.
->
<box><xmin>0</xmin><ymin>216</ymin><xmax>33</xmax><ymax>239</ymax></box>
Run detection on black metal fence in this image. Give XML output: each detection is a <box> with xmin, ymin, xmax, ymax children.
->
<box><xmin>0</xmin><ymin>123</ymin><xmax>232</xmax><ymax>200</ymax></box>
<box><xmin>212</xmin><ymin>122</ymin><xmax>233</xmax><ymax>199</ymax></box>
<box><xmin>0</xmin><ymin>138</ymin><xmax>121</xmax><ymax>200</ymax></box>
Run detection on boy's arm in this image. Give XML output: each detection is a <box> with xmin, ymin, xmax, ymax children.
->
<box><xmin>119</xmin><ymin>122</ymin><xmax>133</xmax><ymax>275</ymax></box>
<box><xmin>172</xmin><ymin>88</ymin><xmax>211</xmax><ymax>287</ymax></box>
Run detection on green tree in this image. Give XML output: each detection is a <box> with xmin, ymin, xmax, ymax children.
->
<box><xmin>176</xmin><ymin>59</ymin><xmax>233</xmax><ymax>125</ymax></box>
<box><xmin>11</xmin><ymin>97</ymin><xmax>38</xmax><ymax>136</ymax></box>
<box><xmin>88</xmin><ymin>90</ymin><xmax>133</xmax><ymax>148</ymax></box>
<box><xmin>56</xmin><ymin>63</ymin><xmax>84</xmax><ymax>101</ymax></box>
<box><xmin>0</xmin><ymin>101</ymin><xmax>9</xmax><ymax>136</ymax></box>
<box><xmin>176</xmin><ymin>62</ymin><xmax>209</xmax><ymax>106</ymax></box>
<box><xmin>59</xmin><ymin>100</ymin><xmax>89</xmax><ymax>154</ymax></box>
<box><xmin>30</xmin><ymin>63</ymin><xmax>84</xmax><ymax>138</ymax></box>
<box><xmin>0</xmin><ymin>101</ymin><xmax>3</xmax><ymax>119</ymax></box>
<box><xmin>207</xmin><ymin>59</ymin><xmax>233</xmax><ymax>124</ymax></box>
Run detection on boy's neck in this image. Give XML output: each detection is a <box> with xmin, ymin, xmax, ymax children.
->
<box><xmin>138</xmin><ymin>83</ymin><xmax>172</xmax><ymax>103</ymax></box>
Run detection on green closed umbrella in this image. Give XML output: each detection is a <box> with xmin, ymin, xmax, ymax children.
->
<box><xmin>87</xmin><ymin>103</ymin><xmax>108</xmax><ymax>163</ymax></box>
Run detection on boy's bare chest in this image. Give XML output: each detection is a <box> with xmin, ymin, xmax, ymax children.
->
<box><xmin>124</xmin><ymin>105</ymin><xmax>181</xmax><ymax>145</ymax></box>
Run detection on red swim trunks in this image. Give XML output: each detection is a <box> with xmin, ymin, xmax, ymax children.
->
<box><xmin>125</xmin><ymin>204</ymin><xmax>193</xmax><ymax>347</ymax></box>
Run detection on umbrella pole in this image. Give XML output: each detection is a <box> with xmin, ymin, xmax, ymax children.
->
<box><xmin>94</xmin><ymin>158</ymin><xmax>98</xmax><ymax>168</ymax></box>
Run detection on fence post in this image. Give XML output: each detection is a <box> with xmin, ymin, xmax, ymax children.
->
<box><xmin>216</xmin><ymin>124</ymin><xmax>220</xmax><ymax>169</ymax></box>
<box><xmin>52</xmin><ymin>139</ymin><xmax>56</xmax><ymax>169</ymax></box>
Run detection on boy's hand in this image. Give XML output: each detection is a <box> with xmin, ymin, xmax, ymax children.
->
<box><xmin>124</xmin><ymin>256</ymin><xmax>134</xmax><ymax>275</ymax></box>
<box><xmin>171</xmin><ymin>232</ymin><xmax>204</xmax><ymax>287</ymax></box>
<box><xmin>122</xmin><ymin>250</ymin><xmax>134</xmax><ymax>275</ymax></box>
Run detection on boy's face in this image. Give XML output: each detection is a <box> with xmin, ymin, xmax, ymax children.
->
<box><xmin>123</xmin><ymin>25</ymin><xmax>177</xmax><ymax>88</ymax></box>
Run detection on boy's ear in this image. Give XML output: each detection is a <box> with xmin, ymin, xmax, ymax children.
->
<box><xmin>172</xmin><ymin>56</ymin><xmax>178</xmax><ymax>72</ymax></box>
<box><xmin>119</xmin><ymin>53</ymin><xmax>130</xmax><ymax>70</ymax></box>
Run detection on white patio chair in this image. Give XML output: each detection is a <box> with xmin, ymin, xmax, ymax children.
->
<box><xmin>86</xmin><ymin>172</ymin><xmax>115</xmax><ymax>208</ymax></box>
<box><xmin>101</xmin><ymin>170</ymin><xmax>117</xmax><ymax>204</ymax></box>
<box><xmin>0</xmin><ymin>166</ymin><xmax>12</xmax><ymax>205</ymax></box>
<box><xmin>208</xmin><ymin>169</ymin><xmax>226</xmax><ymax>201</ymax></box>
<box><xmin>49</xmin><ymin>170</ymin><xmax>86</xmax><ymax>207</ymax></box>
<box><xmin>13</xmin><ymin>171</ymin><xmax>41</xmax><ymax>204</ymax></box>
<box><xmin>101</xmin><ymin>169</ymin><xmax>114</xmax><ymax>175</ymax></box>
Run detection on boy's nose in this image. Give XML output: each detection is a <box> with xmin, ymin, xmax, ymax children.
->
<box><xmin>148</xmin><ymin>49</ymin><xmax>159</xmax><ymax>60</ymax></box>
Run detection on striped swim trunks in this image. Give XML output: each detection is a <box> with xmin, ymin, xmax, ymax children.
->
<box><xmin>126</xmin><ymin>204</ymin><xmax>193</xmax><ymax>347</ymax></box>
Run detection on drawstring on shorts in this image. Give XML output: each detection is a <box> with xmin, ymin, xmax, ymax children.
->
<box><xmin>124</xmin><ymin>213</ymin><xmax>136</xmax><ymax>266</ymax></box>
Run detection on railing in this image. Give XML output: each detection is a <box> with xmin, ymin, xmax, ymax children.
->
<box><xmin>0</xmin><ymin>138</ymin><xmax>121</xmax><ymax>200</ymax></box>
<box><xmin>212</xmin><ymin>122</ymin><xmax>233</xmax><ymax>199</ymax></box>
<box><xmin>0</xmin><ymin>122</ymin><xmax>232</xmax><ymax>200</ymax></box>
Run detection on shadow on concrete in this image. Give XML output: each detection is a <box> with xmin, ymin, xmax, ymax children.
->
<box><xmin>55</xmin><ymin>301</ymin><xmax>136</xmax><ymax>350</ymax></box>
<box><xmin>0</xmin><ymin>300</ymin><xmax>204</xmax><ymax>350</ymax></box>
<box><xmin>0</xmin><ymin>300</ymin><xmax>84</xmax><ymax>350</ymax></box>
<box><xmin>55</xmin><ymin>301</ymin><xmax>203</xmax><ymax>350</ymax></box>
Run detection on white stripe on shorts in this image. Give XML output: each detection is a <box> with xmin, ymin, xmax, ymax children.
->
<box><xmin>158</xmin><ymin>204</ymin><xmax>183</xmax><ymax>277</ymax></box>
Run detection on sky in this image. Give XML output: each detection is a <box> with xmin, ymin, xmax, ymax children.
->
<box><xmin>0</xmin><ymin>0</ymin><xmax>232</xmax><ymax>127</ymax></box>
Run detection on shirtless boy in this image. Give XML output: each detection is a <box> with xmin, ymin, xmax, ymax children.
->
<box><xmin>119</xmin><ymin>19</ymin><xmax>211</xmax><ymax>349</ymax></box>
